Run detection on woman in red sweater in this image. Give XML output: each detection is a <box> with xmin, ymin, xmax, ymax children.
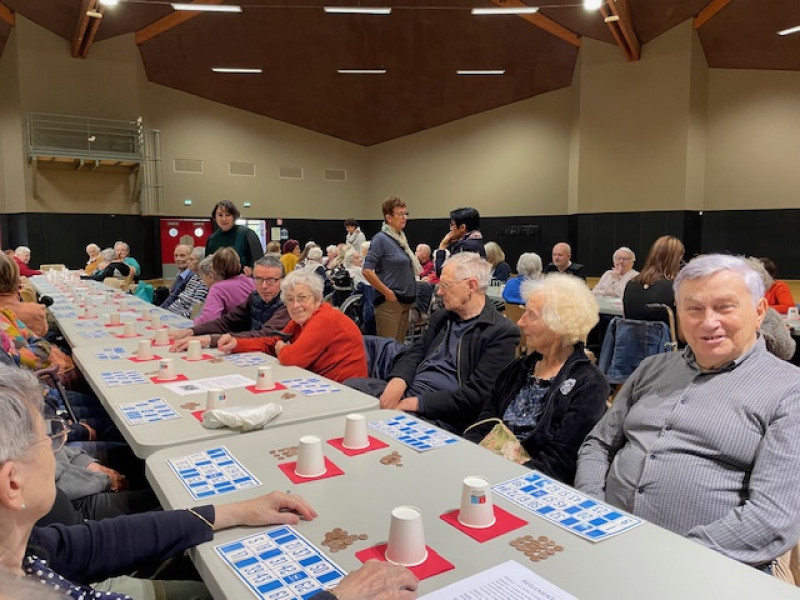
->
<box><xmin>230</xmin><ymin>267</ymin><xmax>367</xmax><ymax>383</ymax></box>
<box><xmin>759</xmin><ymin>257</ymin><xmax>797</xmax><ymax>314</ymax></box>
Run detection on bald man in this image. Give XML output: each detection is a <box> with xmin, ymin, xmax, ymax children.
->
<box><xmin>160</xmin><ymin>244</ymin><xmax>193</xmax><ymax>309</ymax></box>
<box><xmin>544</xmin><ymin>242</ymin><xmax>586</xmax><ymax>280</ymax></box>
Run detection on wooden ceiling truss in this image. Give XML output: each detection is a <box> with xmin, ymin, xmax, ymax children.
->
<box><xmin>0</xmin><ymin>2</ymin><xmax>14</xmax><ymax>27</ymax></box>
<box><xmin>601</xmin><ymin>0</ymin><xmax>640</xmax><ymax>61</ymax></box>
<box><xmin>71</xmin><ymin>0</ymin><xmax>105</xmax><ymax>58</ymax></box>
<box><xmin>693</xmin><ymin>0</ymin><xmax>733</xmax><ymax>29</ymax></box>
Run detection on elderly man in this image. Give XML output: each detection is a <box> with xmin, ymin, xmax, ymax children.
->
<box><xmin>84</xmin><ymin>243</ymin><xmax>102</xmax><ymax>275</ymax></box>
<box><xmin>591</xmin><ymin>246</ymin><xmax>638</xmax><ymax>298</ymax></box>
<box><xmin>170</xmin><ymin>253</ymin><xmax>290</xmax><ymax>352</ymax></box>
<box><xmin>114</xmin><ymin>241</ymin><xmax>140</xmax><ymax>277</ymax></box>
<box><xmin>575</xmin><ymin>254</ymin><xmax>800</xmax><ymax>568</ymax></box>
<box><xmin>160</xmin><ymin>244</ymin><xmax>193</xmax><ymax>310</ymax></box>
<box><xmin>433</xmin><ymin>207</ymin><xmax>485</xmax><ymax>277</ymax></box>
<box><xmin>13</xmin><ymin>246</ymin><xmax>42</xmax><ymax>277</ymax></box>
<box><xmin>544</xmin><ymin>242</ymin><xmax>585</xmax><ymax>280</ymax></box>
<box><xmin>415</xmin><ymin>243</ymin><xmax>437</xmax><ymax>282</ymax></box>
<box><xmin>348</xmin><ymin>252</ymin><xmax>519</xmax><ymax>434</ymax></box>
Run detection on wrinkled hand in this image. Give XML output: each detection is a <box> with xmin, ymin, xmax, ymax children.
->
<box><xmin>396</xmin><ymin>397</ymin><xmax>419</xmax><ymax>413</ymax></box>
<box><xmin>171</xmin><ymin>328</ymin><xmax>194</xmax><ymax>341</ymax></box>
<box><xmin>438</xmin><ymin>231</ymin><xmax>455</xmax><ymax>251</ymax></box>
<box><xmin>379</xmin><ymin>378</ymin><xmax>407</xmax><ymax>410</ymax></box>
<box><xmin>87</xmin><ymin>462</ymin><xmax>128</xmax><ymax>491</ymax></box>
<box><xmin>330</xmin><ymin>561</ymin><xmax>418</xmax><ymax>600</ymax></box>
<box><xmin>213</xmin><ymin>491</ymin><xmax>317</xmax><ymax>530</ymax></box>
<box><xmin>217</xmin><ymin>334</ymin><xmax>238</xmax><ymax>354</ymax></box>
<box><xmin>170</xmin><ymin>335</ymin><xmax>211</xmax><ymax>353</ymax></box>
<box><xmin>275</xmin><ymin>341</ymin><xmax>288</xmax><ymax>356</ymax></box>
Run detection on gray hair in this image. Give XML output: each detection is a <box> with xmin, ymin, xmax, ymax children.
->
<box><xmin>674</xmin><ymin>254</ymin><xmax>764</xmax><ymax>306</ymax></box>
<box><xmin>255</xmin><ymin>253</ymin><xmax>285</xmax><ymax>276</ymax></box>
<box><xmin>614</xmin><ymin>246</ymin><xmax>635</xmax><ymax>262</ymax></box>
<box><xmin>745</xmin><ymin>257</ymin><xmax>774</xmax><ymax>291</ymax></box>
<box><xmin>114</xmin><ymin>241</ymin><xmax>130</xmax><ymax>253</ymax></box>
<box><xmin>307</xmin><ymin>246</ymin><xmax>323</xmax><ymax>262</ymax></box>
<box><xmin>0</xmin><ymin>366</ymin><xmax>45</xmax><ymax>463</ymax></box>
<box><xmin>516</xmin><ymin>252</ymin><xmax>543</xmax><ymax>279</ymax></box>
<box><xmin>14</xmin><ymin>246</ymin><xmax>31</xmax><ymax>257</ymax></box>
<box><xmin>281</xmin><ymin>267</ymin><xmax>324</xmax><ymax>303</ymax></box>
<box><xmin>343</xmin><ymin>248</ymin><xmax>361</xmax><ymax>268</ymax></box>
<box><xmin>442</xmin><ymin>252</ymin><xmax>491</xmax><ymax>293</ymax></box>
<box><xmin>197</xmin><ymin>255</ymin><xmax>215</xmax><ymax>278</ymax></box>
<box><xmin>190</xmin><ymin>247</ymin><xmax>205</xmax><ymax>261</ymax></box>
<box><xmin>86</xmin><ymin>243</ymin><xmax>100</xmax><ymax>253</ymax></box>
<box><xmin>100</xmin><ymin>248</ymin><xmax>116</xmax><ymax>262</ymax></box>
<box><xmin>415</xmin><ymin>243</ymin><xmax>431</xmax><ymax>260</ymax></box>
<box><xmin>521</xmin><ymin>273</ymin><xmax>598</xmax><ymax>345</ymax></box>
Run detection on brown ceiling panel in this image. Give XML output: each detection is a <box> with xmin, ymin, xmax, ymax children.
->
<box><xmin>4</xmin><ymin>0</ymin><xmax>80</xmax><ymax>41</ymax></box>
<box><xmin>538</xmin><ymin>0</ymin><xmax>615</xmax><ymax>44</ymax></box>
<box><xmin>94</xmin><ymin>1</ymin><xmax>171</xmax><ymax>41</ymax></box>
<box><xmin>627</xmin><ymin>0</ymin><xmax>708</xmax><ymax>44</ymax></box>
<box><xmin>698</xmin><ymin>0</ymin><xmax>800</xmax><ymax>70</ymax></box>
<box><xmin>139</xmin><ymin>4</ymin><xmax>579</xmax><ymax>145</ymax></box>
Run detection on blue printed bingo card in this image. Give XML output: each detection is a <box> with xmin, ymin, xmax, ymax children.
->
<box><xmin>216</xmin><ymin>526</ymin><xmax>346</xmax><ymax>600</ymax></box>
<box><xmin>167</xmin><ymin>446</ymin><xmax>261</xmax><ymax>501</ymax></box>
<box><xmin>492</xmin><ymin>472</ymin><xmax>643</xmax><ymax>542</ymax></box>
<box><xmin>119</xmin><ymin>397</ymin><xmax>180</xmax><ymax>425</ymax></box>
<box><xmin>368</xmin><ymin>414</ymin><xmax>459</xmax><ymax>452</ymax></box>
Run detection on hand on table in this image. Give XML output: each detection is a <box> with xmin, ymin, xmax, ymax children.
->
<box><xmin>170</xmin><ymin>335</ymin><xmax>211</xmax><ymax>353</ymax></box>
<box><xmin>171</xmin><ymin>328</ymin><xmax>195</xmax><ymax>341</ymax></box>
<box><xmin>379</xmin><ymin>378</ymin><xmax>407</xmax><ymax>410</ymax></box>
<box><xmin>275</xmin><ymin>340</ymin><xmax>289</xmax><ymax>356</ymax></box>
<box><xmin>217</xmin><ymin>334</ymin><xmax>238</xmax><ymax>354</ymax></box>
<box><xmin>396</xmin><ymin>397</ymin><xmax>419</xmax><ymax>413</ymax></box>
<box><xmin>213</xmin><ymin>491</ymin><xmax>317</xmax><ymax>530</ymax></box>
<box><xmin>329</xmin><ymin>560</ymin><xmax>418</xmax><ymax>600</ymax></box>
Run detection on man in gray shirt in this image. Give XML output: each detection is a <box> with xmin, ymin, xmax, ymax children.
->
<box><xmin>576</xmin><ymin>254</ymin><xmax>800</xmax><ymax>568</ymax></box>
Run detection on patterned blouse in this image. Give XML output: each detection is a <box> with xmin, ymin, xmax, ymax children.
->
<box><xmin>0</xmin><ymin>308</ymin><xmax>51</xmax><ymax>370</ymax></box>
<box><xmin>24</xmin><ymin>555</ymin><xmax>132</xmax><ymax>600</ymax></box>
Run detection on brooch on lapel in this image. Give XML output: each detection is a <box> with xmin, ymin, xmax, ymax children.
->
<box><xmin>560</xmin><ymin>379</ymin><xmax>576</xmax><ymax>395</ymax></box>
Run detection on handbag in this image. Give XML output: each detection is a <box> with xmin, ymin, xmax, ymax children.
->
<box><xmin>464</xmin><ymin>418</ymin><xmax>531</xmax><ymax>465</ymax></box>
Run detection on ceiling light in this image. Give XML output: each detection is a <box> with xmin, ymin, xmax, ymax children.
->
<box><xmin>583</xmin><ymin>0</ymin><xmax>603</xmax><ymax>10</ymax></box>
<box><xmin>86</xmin><ymin>9</ymin><xmax>103</xmax><ymax>18</ymax></box>
<box><xmin>471</xmin><ymin>7</ymin><xmax>539</xmax><ymax>15</ymax></box>
<box><xmin>98</xmin><ymin>0</ymin><xmax>118</xmax><ymax>6</ymax></box>
<box><xmin>338</xmin><ymin>69</ymin><xmax>387</xmax><ymax>74</ymax></box>
<box><xmin>324</xmin><ymin>6</ymin><xmax>392</xmax><ymax>15</ymax></box>
<box><xmin>457</xmin><ymin>70</ymin><xmax>506</xmax><ymax>75</ymax></box>
<box><xmin>778</xmin><ymin>25</ymin><xmax>800</xmax><ymax>36</ymax></box>
<box><xmin>212</xmin><ymin>67</ymin><xmax>262</xmax><ymax>73</ymax></box>
<box><xmin>604</xmin><ymin>15</ymin><xmax>619</xmax><ymax>23</ymax></box>
<box><xmin>171</xmin><ymin>3</ymin><xmax>242</xmax><ymax>13</ymax></box>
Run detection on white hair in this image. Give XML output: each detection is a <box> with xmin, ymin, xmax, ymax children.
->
<box><xmin>442</xmin><ymin>252</ymin><xmax>491</xmax><ymax>293</ymax></box>
<box><xmin>516</xmin><ymin>252</ymin><xmax>542</xmax><ymax>279</ymax></box>
<box><xmin>100</xmin><ymin>248</ymin><xmax>116</xmax><ymax>262</ymax></box>
<box><xmin>281</xmin><ymin>267</ymin><xmax>324</xmax><ymax>302</ymax></box>
<box><xmin>307</xmin><ymin>246</ymin><xmax>323</xmax><ymax>262</ymax></box>
<box><xmin>521</xmin><ymin>273</ymin><xmax>598</xmax><ymax>345</ymax></box>
<box><xmin>614</xmin><ymin>246</ymin><xmax>635</xmax><ymax>262</ymax></box>
<box><xmin>14</xmin><ymin>246</ymin><xmax>30</xmax><ymax>257</ymax></box>
<box><xmin>0</xmin><ymin>366</ymin><xmax>45</xmax><ymax>463</ymax></box>
<box><xmin>674</xmin><ymin>254</ymin><xmax>764</xmax><ymax>306</ymax></box>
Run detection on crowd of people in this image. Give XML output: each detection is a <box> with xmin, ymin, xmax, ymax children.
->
<box><xmin>3</xmin><ymin>198</ymin><xmax>800</xmax><ymax>598</ymax></box>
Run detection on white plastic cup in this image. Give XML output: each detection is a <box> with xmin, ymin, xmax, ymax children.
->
<box><xmin>137</xmin><ymin>339</ymin><xmax>153</xmax><ymax>360</ymax></box>
<box><xmin>123</xmin><ymin>322</ymin><xmax>136</xmax><ymax>337</ymax></box>
<box><xmin>150</xmin><ymin>314</ymin><xmax>161</xmax><ymax>329</ymax></box>
<box><xmin>158</xmin><ymin>358</ymin><xmax>176</xmax><ymax>380</ymax></box>
<box><xmin>206</xmin><ymin>388</ymin><xmax>226</xmax><ymax>410</ymax></box>
<box><xmin>83</xmin><ymin>307</ymin><xmax>94</xmax><ymax>319</ymax></box>
<box><xmin>457</xmin><ymin>476</ymin><xmax>496</xmax><ymax>529</ymax></box>
<box><xmin>788</xmin><ymin>307</ymin><xmax>799</xmax><ymax>320</ymax></box>
<box><xmin>108</xmin><ymin>313</ymin><xmax>121</xmax><ymax>326</ymax></box>
<box><xmin>295</xmin><ymin>435</ymin><xmax>326</xmax><ymax>478</ymax></box>
<box><xmin>118</xmin><ymin>299</ymin><xmax>128</xmax><ymax>311</ymax></box>
<box><xmin>141</xmin><ymin>308</ymin><xmax>151</xmax><ymax>320</ymax></box>
<box><xmin>153</xmin><ymin>328</ymin><xmax>170</xmax><ymax>346</ymax></box>
<box><xmin>187</xmin><ymin>339</ymin><xmax>203</xmax><ymax>361</ymax></box>
<box><xmin>342</xmin><ymin>413</ymin><xmax>369</xmax><ymax>450</ymax></box>
<box><xmin>385</xmin><ymin>506</ymin><xmax>428</xmax><ymax>567</ymax></box>
<box><xmin>255</xmin><ymin>365</ymin><xmax>274</xmax><ymax>390</ymax></box>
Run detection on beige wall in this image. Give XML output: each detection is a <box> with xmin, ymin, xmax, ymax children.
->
<box><xmin>0</xmin><ymin>27</ymin><xmax>25</xmax><ymax>213</ymax></box>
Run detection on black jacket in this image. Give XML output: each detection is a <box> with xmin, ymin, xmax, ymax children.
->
<box><xmin>389</xmin><ymin>299</ymin><xmax>520</xmax><ymax>433</ymax></box>
<box><xmin>434</xmin><ymin>232</ymin><xmax>486</xmax><ymax>276</ymax></box>
<box><xmin>465</xmin><ymin>343</ymin><xmax>608</xmax><ymax>484</ymax></box>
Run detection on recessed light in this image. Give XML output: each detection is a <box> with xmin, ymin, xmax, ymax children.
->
<box><xmin>778</xmin><ymin>25</ymin><xmax>800</xmax><ymax>36</ymax></box>
<box><xmin>337</xmin><ymin>69</ymin><xmax>387</xmax><ymax>74</ymax></box>
<box><xmin>324</xmin><ymin>6</ymin><xmax>392</xmax><ymax>15</ymax></box>
<box><xmin>184</xmin><ymin>199</ymin><xmax>193</xmax><ymax>206</ymax></box>
<box><xmin>98</xmin><ymin>0</ymin><xmax>118</xmax><ymax>6</ymax></box>
<box><xmin>471</xmin><ymin>7</ymin><xmax>539</xmax><ymax>15</ymax></box>
<box><xmin>171</xmin><ymin>3</ymin><xmax>242</xmax><ymax>13</ymax></box>
<box><xmin>212</xmin><ymin>67</ymin><xmax>263</xmax><ymax>74</ymax></box>
<box><xmin>584</xmin><ymin>0</ymin><xmax>603</xmax><ymax>10</ymax></box>
<box><xmin>243</xmin><ymin>202</ymin><xmax>252</xmax><ymax>208</ymax></box>
<box><xmin>457</xmin><ymin>70</ymin><xmax>506</xmax><ymax>75</ymax></box>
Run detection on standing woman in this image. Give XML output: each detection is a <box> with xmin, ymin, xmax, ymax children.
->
<box><xmin>363</xmin><ymin>196</ymin><xmax>420</xmax><ymax>343</ymax></box>
<box><xmin>622</xmin><ymin>235</ymin><xmax>684</xmax><ymax>325</ymax></box>
<box><xmin>206</xmin><ymin>200</ymin><xmax>263</xmax><ymax>272</ymax></box>
<box><xmin>344</xmin><ymin>218</ymin><xmax>366</xmax><ymax>249</ymax></box>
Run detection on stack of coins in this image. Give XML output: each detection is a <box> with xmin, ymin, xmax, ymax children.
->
<box><xmin>269</xmin><ymin>446</ymin><xmax>299</xmax><ymax>460</ymax></box>
<box><xmin>280</xmin><ymin>392</ymin><xmax>297</xmax><ymax>400</ymax></box>
<box><xmin>180</xmin><ymin>402</ymin><xmax>200</xmax><ymax>410</ymax></box>
<box><xmin>379</xmin><ymin>451</ymin><xmax>403</xmax><ymax>467</ymax></box>
<box><xmin>321</xmin><ymin>528</ymin><xmax>368</xmax><ymax>553</ymax></box>
<box><xmin>509</xmin><ymin>535</ymin><xmax>564</xmax><ymax>562</ymax></box>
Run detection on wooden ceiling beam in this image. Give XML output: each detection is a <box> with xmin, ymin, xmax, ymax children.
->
<box><xmin>693</xmin><ymin>0</ymin><xmax>732</xmax><ymax>30</ymax></box>
<box><xmin>71</xmin><ymin>0</ymin><xmax>106</xmax><ymax>58</ymax></box>
<box><xmin>0</xmin><ymin>2</ymin><xmax>15</xmax><ymax>27</ymax></box>
<box><xmin>490</xmin><ymin>0</ymin><xmax>581</xmax><ymax>47</ymax></box>
<box><xmin>602</xmin><ymin>0</ymin><xmax>640</xmax><ymax>61</ymax></box>
<box><xmin>136</xmin><ymin>0</ymin><xmax>230</xmax><ymax>45</ymax></box>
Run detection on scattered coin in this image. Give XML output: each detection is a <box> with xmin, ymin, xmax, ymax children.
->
<box><xmin>281</xmin><ymin>392</ymin><xmax>297</xmax><ymax>399</ymax></box>
<box><xmin>270</xmin><ymin>445</ymin><xmax>299</xmax><ymax>460</ymax></box>
<box><xmin>180</xmin><ymin>402</ymin><xmax>199</xmax><ymax>410</ymax></box>
<box><xmin>509</xmin><ymin>534</ymin><xmax>563</xmax><ymax>563</ymax></box>
<box><xmin>379</xmin><ymin>451</ymin><xmax>403</xmax><ymax>467</ymax></box>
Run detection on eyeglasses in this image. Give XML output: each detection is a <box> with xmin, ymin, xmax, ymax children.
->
<box><xmin>437</xmin><ymin>279</ymin><xmax>466</xmax><ymax>292</ymax></box>
<box><xmin>253</xmin><ymin>277</ymin><xmax>281</xmax><ymax>286</ymax></box>
<box><xmin>40</xmin><ymin>418</ymin><xmax>69</xmax><ymax>453</ymax></box>
<box><xmin>614</xmin><ymin>257</ymin><xmax>632</xmax><ymax>263</ymax></box>
<box><xmin>283</xmin><ymin>294</ymin><xmax>314</xmax><ymax>305</ymax></box>
<box><xmin>391</xmin><ymin>211</ymin><xmax>410</xmax><ymax>218</ymax></box>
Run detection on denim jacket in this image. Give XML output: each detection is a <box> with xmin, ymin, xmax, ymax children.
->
<box><xmin>598</xmin><ymin>317</ymin><xmax>672</xmax><ymax>384</ymax></box>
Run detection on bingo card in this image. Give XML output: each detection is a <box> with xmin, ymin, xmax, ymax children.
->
<box><xmin>167</xmin><ymin>446</ymin><xmax>261</xmax><ymax>501</ymax></box>
<box><xmin>93</xmin><ymin>346</ymin><xmax>130</xmax><ymax>361</ymax></box>
<box><xmin>281</xmin><ymin>377</ymin><xmax>341</xmax><ymax>397</ymax></box>
<box><xmin>119</xmin><ymin>397</ymin><xmax>180</xmax><ymax>425</ymax></box>
<box><xmin>78</xmin><ymin>329</ymin><xmax>111</xmax><ymax>340</ymax></box>
<box><xmin>493</xmin><ymin>471</ymin><xmax>643</xmax><ymax>542</ymax></box>
<box><xmin>225</xmin><ymin>353</ymin><xmax>270</xmax><ymax>367</ymax></box>
<box><xmin>100</xmin><ymin>369</ymin><xmax>148</xmax><ymax>387</ymax></box>
<box><xmin>368</xmin><ymin>414</ymin><xmax>459</xmax><ymax>452</ymax></box>
<box><xmin>216</xmin><ymin>526</ymin><xmax>346</xmax><ymax>600</ymax></box>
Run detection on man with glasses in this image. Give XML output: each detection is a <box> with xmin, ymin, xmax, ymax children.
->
<box><xmin>171</xmin><ymin>253</ymin><xmax>289</xmax><ymax>352</ymax></box>
<box><xmin>433</xmin><ymin>207</ymin><xmax>485</xmax><ymax>277</ymax></box>
<box><xmin>592</xmin><ymin>246</ymin><xmax>638</xmax><ymax>298</ymax></box>
<box><xmin>349</xmin><ymin>252</ymin><xmax>519</xmax><ymax>433</ymax></box>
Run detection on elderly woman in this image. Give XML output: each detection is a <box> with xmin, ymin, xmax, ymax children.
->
<box><xmin>82</xmin><ymin>248</ymin><xmax>131</xmax><ymax>282</ymax></box>
<box><xmin>83</xmin><ymin>243</ymin><xmax>102</xmax><ymax>275</ymax></box>
<box><xmin>344</xmin><ymin>247</ymin><xmax>368</xmax><ymax>287</ymax></box>
<box><xmin>226</xmin><ymin>267</ymin><xmax>367</xmax><ymax>383</ymax></box>
<box><xmin>113</xmin><ymin>241</ymin><xmax>140</xmax><ymax>277</ymax></box>
<box><xmin>592</xmin><ymin>246</ymin><xmax>639</xmax><ymax>298</ymax></box>
<box><xmin>623</xmin><ymin>235</ymin><xmax>684</xmax><ymax>325</ymax></box>
<box><xmin>281</xmin><ymin>239</ymin><xmax>301</xmax><ymax>274</ymax></box>
<box><xmin>0</xmin><ymin>251</ymin><xmax>48</xmax><ymax>337</ymax></box>
<box><xmin>502</xmin><ymin>252</ymin><xmax>542</xmax><ymax>305</ymax></box>
<box><xmin>465</xmin><ymin>274</ymin><xmax>608</xmax><ymax>484</ymax></box>
<box><xmin>194</xmin><ymin>248</ymin><xmax>255</xmax><ymax>325</ymax></box>
<box><xmin>13</xmin><ymin>246</ymin><xmax>42</xmax><ymax>277</ymax></box>
<box><xmin>746</xmin><ymin>258</ymin><xmax>796</xmax><ymax>360</ymax></box>
<box><xmin>484</xmin><ymin>241</ymin><xmax>511</xmax><ymax>283</ymax></box>
<box><xmin>205</xmin><ymin>200</ymin><xmax>263</xmax><ymax>271</ymax></box>
<box><xmin>166</xmin><ymin>247</ymin><xmax>209</xmax><ymax>319</ymax></box>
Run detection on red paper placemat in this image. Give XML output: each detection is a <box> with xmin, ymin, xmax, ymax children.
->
<box><xmin>150</xmin><ymin>373</ymin><xmax>189</xmax><ymax>384</ymax></box>
<box><xmin>146</xmin><ymin>325</ymin><xmax>169</xmax><ymax>330</ymax></box>
<box><xmin>128</xmin><ymin>354</ymin><xmax>161</xmax><ymax>363</ymax></box>
<box><xmin>245</xmin><ymin>382</ymin><xmax>288</xmax><ymax>394</ymax></box>
<box><xmin>77</xmin><ymin>315</ymin><xmax>96</xmax><ymax>320</ymax></box>
<box><xmin>355</xmin><ymin>545</ymin><xmax>454</xmax><ymax>580</ymax></box>
<box><xmin>115</xmin><ymin>333</ymin><xmax>141</xmax><ymax>339</ymax></box>
<box><xmin>104</xmin><ymin>323</ymin><xmax>124</xmax><ymax>328</ymax></box>
<box><xmin>278</xmin><ymin>457</ymin><xmax>344</xmax><ymax>484</ymax></box>
<box><xmin>327</xmin><ymin>436</ymin><xmax>389</xmax><ymax>456</ymax></box>
<box><xmin>181</xmin><ymin>354</ymin><xmax>216</xmax><ymax>362</ymax></box>
<box><xmin>191</xmin><ymin>409</ymin><xmax>206</xmax><ymax>422</ymax></box>
<box><xmin>152</xmin><ymin>339</ymin><xmax>175</xmax><ymax>347</ymax></box>
<box><xmin>439</xmin><ymin>506</ymin><xmax>528</xmax><ymax>542</ymax></box>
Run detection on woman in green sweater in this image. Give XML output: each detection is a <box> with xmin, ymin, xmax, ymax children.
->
<box><xmin>205</xmin><ymin>200</ymin><xmax>263</xmax><ymax>272</ymax></box>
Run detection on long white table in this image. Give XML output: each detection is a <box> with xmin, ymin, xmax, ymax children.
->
<box><xmin>489</xmin><ymin>284</ymin><xmax>625</xmax><ymax>317</ymax></box>
<box><xmin>145</xmin><ymin>410</ymin><xmax>799</xmax><ymax>599</ymax></box>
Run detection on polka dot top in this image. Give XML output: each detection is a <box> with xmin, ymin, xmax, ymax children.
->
<box><xmin>24</xmin><ymin>555</ymin><xmax>132</xmax><ymax>600</ymax></box>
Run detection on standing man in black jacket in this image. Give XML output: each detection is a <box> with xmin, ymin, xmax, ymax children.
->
<box><xmin>433</xmin><ymin>207</ymin><xmax>485</xmax><ymax>277</ymax></box>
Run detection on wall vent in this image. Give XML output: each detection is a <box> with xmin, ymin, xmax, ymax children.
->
<box><xmin>173</xmin><ymin>158</ymin><xmax>203</xmax><ymax>174</ymax></box>
<box><xmin>324</xmin><ymin>168</ymin><xmax>347</xmax><ymax>182</ymax></box>
<box><xmin>279</xmin><ymin>166</ymin><xmax>303</xmax><ymax>180</ymax></box>
<box><xmin>229</xmin><ymin>161</ymin><xmax>256</xmax><ymax>177</ymax></box>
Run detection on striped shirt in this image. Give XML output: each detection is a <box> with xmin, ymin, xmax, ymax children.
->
<box><xmin>575</xmin><ymin>337</ymin><xmax>800</xmax><ymax>565</ymax></box>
